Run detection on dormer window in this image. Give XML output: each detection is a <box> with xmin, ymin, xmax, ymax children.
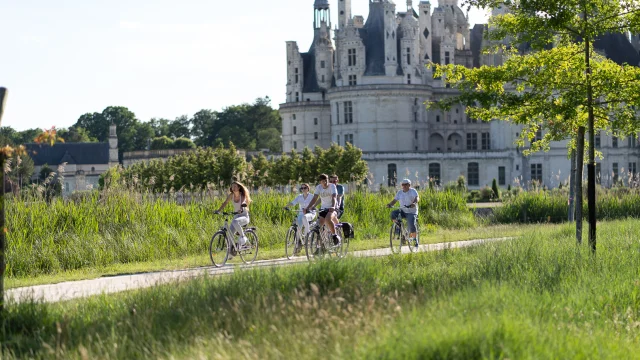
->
<box><xmin>348</xmin><ymin>49</ymin><xmax>357</xmax><ymax>66</ymax></box>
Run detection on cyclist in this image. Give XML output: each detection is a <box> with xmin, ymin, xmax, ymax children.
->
<box><xmin>284</xmin><ymin>183</ymin><xmax>316</xmax><ymax>238</ymax></box>
<box><xmin>214</xmin><ymin>181</ymin><xmax>252</xmax><ymax>249</ymax></box>
<box><xmin>329</xmin><ymin>174</ymin><xmax>345</xmax><ymax>219</ymax></box>
<box><xmin>304</xmin><ymin>174</ymin><xmax>341</xmax><ymax>246</ymax></box>
<box><xmin>386</xmin><ymin>178</ymin><xmax>419</xmax><ymax>248</ymax></box>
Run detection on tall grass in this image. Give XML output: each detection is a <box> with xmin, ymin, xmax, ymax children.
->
<box><xmin>3</xmin><ymin>220</ymin><xmax>640</xmax><ymax>359</ymax></box>
<box><xmin>6</xmin><ymin>189</ymin><xmax>474</xmax><ymax>278</ymax></box>
<box><xmin>494</xmin><ymin>189</ymin><xmax>640</xmax><ymax>223</ymax></box>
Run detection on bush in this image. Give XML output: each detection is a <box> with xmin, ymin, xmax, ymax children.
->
<box><xmin>172</xmin><ymin>137</ymin><xmax>196</xmax><ymax>149</ymax></box>
<box><xmin>150</xmin><ymin>136</ymin><xmax>174</xmax><ymax>150</ymax></box>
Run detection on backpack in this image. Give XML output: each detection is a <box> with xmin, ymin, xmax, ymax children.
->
<box><xmin>341</xmin><ymin>222</ymin><xmax>355</xmax><ymax>239</ymax></box>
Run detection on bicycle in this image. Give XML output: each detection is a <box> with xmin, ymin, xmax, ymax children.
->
<box><xmin>305</xmin><ymin>209</ymin><xmax>348</xmax><ymax>262</ymax></box>
<box><xmin>284</xmin><ymin>208</ymin><xmax>317</xmax><ymax>260</ymax></box>
<box><xmin>389</xmin><ymin>206</ymin><xmax>419</xmax><ymax>254</ymax></box>
<box><xmin>209</xmin><ymin>209</ymin><xmax>259</xmax><ymax>267</ymax></box>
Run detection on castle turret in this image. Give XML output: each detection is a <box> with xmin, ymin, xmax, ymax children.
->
<box><xmin>109</xmin><ymin>123</ymin><xmax>118</xmax><ymax>166</ymax></box>
<box><xmin>286</xmin><ymin>41</ymin><xmax>304</xmax><ymax>102</ymax></box>
<box><xmin>383</xmin><ymin>0</ymin><xmax>399</xmax><ymax>76</ymax></box>
<box><xmin>315</xmin><ymin>21</ymin><xmax>334</xmax><ymax>90</ymax></box>
<box><xmin>418</xmin><ymin>1</ymin><xmax>432</xmax><ymax>62</ymax></box>
<box><xmin>338</xmin><ymin>0</ymin><xmax>352</xmax><ymax>29</ymax></box>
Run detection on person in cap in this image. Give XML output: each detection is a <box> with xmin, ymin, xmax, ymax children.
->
<box><xmin>386</xmin><ymin>178</ymin><xmax>419</xmax><ymax>248</ymax></box>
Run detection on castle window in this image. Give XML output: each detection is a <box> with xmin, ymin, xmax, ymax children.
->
<box><xmin>336</xmin><ymin>103</ymin><xmax>340</xmax><ymax>124</ymax></box>
<box><xmin>429</xmin><ymin>163</ymin><xmax>441</xmax><ymax>185</ymax></box>
<box><xmin>445</xmin><ymin>51</ymin><xmax>450</xmax><ymax>65</ymax></box>
<box><xmin>613</xmin><ymin>137</ymin><xmax>618</xmax><ymax>148</ymax></box>
<box><xmin>295</xmin><ymin>68</ymin><xmax>299</xmax><ymax>83</ymax></box>
<box><xmin>314</xmin><ymin>118</ymin><xmax>318</xmax><ymax>125</ymax></box>
<box><xmin>531</xmin><ymin>163</ymin><xmax>543</xmax><ymax>182</ymax></box>
<box><xmin>348</xmin><ymin>48</ymin><xmax>357</xmax><ymax>66</ymax></box>
<box><xmin>314</xmin><ymin>132</ymin><xmax>318</xmax><ymax>139</ymax></box>
<box><xmin>292</xmin><ymin>114</ymin><xmax>296</xmax><ymax>120</ymax></box>
<box><xmin>337</xmin><ymin>134</ymin><xmax>340</xmax><ymax>145</ymax></box>
<box><xmin>498</xmin><ymin>166</ymin><xmax>506</xmax><ymax>185</ymax></box>
<box><xmin>294</xmin><ymin>141</ymin><xmax>297</xmax><ymax>149</ymax></box>
<box><xmin>613</xmin><ymin>162</ymin><xmax>619</xmax><ymax>183</ymax></box>
<box><xmin>345</xmin><ymin>134</ymin><xmax>354</xmax><ymax>145</ymax></box>
<box><xmin>595</xmin><ymin>132</ymin><xmax>601</xmax><ymax>148</ymax></box>
<box><xmin>481</xmin><ymin>132</ymin><xmax>491</xmax><ymax>150</ymax></box>
<box><xmin>436</xmin><ymin>115</ymin><xmax>440</xmax><ymax>123</ymax></box>
<box><xmin>295</xmin><ymin>92</ymin><xmax>299</xmax><ymax>102</ymax></box>
<box><xmin>407</xmin><ymin>47</ymin><xmax>411</xmax><ymax>65</ymax></box>
<box><xmin>407</xmin><ymin>74</ymin><xmax>411</xmax><ymax>84</ymax></box>
<box><xmin>468</xmin><ymin>163</ymin><xmax>479</xmax><ymax>186</ymax></box>
<box><xmin>628</xmin><ymin>135</ymin><xmax>636</xmax><ymax>147</ymax></box>
<box><xmin>629</xmin><ymin>162</ymin><xmax>637</xmax><ymax>175</ymax></box>
<box><xmin>348</xmin><ymin>75</ymin><xmax>357</xmax><ymax>86</ymax></box>
<box><xmin>388</xmin><ymin>164</ymin><xmax>397</xmax><ymax>186</ymax></box>
<box><xmin>534</xmin><ymin>129</ymin><xmax>543</xmax><ymax>142</ymax></box>
<box><xmin>320</xmin><ymin>60</ymin><xmax>325</xmax><ymax>69</ymax></box>
<box><xmin>293</xmin><ymin>126</ymin><xmax>297</xmax><ymax>135</ymax></box>
<box><xmin>596</xmin><ymin>163</ymin><xmax>601</xmax><ymax>184</ymax></box>
<box><xmin>322</xmin><ymin>75</ymin><xmax>325</xmax><ymax>82</ymax></box>
<box><xmin>466</xmin><ymin>133</ymin><xmax>478</xmax><ymax>150</ymax></box>
<box><xmin>344</xmin><ymin>101</ymin><xmax>353</xmax><ymax>124</ymax></box>
<box><xmin>414</xmin><ymin>130</ymin><xmax>418</xmax><ymax>139</ymax></box>
<box><xmin>414</xmin><ymin>112</ymin><xmax>418</xmax><ymax>122</ymax></box>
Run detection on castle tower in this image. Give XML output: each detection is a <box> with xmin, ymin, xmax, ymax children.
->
<box><xmin>315</xmin><ymin>21</ymin><xmax>334</xmax><ymax>90</ymax></box>
<box><xmin>286</xmin><ymin>41</ymin><xmax>303</xmax><ymax>102</ymax></box>
<box><xmin>383</xmin><ymin>0</ymin><xmax>399</xmax><ymax>76</ymax></box>
<box><xmin>314</xmin><ymin>0</ymin><xmax>331</xmax><ymax>29</ymax></box>
<box><xmin>418</xmin><ymin>1</ymin><xmax>432</xmax><ymax>62</ymax></box>
<box><xmin>109</xmin><ymin>123</ymin><xmax>119</xmax><ymax>166</ymax></box>
<box><xmin>338</xmin><ymin>0</ymin><xmax>352</xmax><ymax>29</ymax></box>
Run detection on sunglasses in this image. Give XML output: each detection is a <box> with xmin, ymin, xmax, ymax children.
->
<box><xmin>300</xmin><ymin>187</ymin><xmax>309</xmax><ymax>190</ymax></box>
<box><xmin>401</xmin><ymin>183</ymin><xmax>410</xmax><ymax>186</ymax></box>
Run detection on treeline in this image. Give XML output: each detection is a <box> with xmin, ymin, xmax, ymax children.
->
<box><xmin>1</xmin><ymin>97</ymin><xmax>282</xmax><ymax>162</ymax></box>
<box><xmin>104</xmin><ymin>143</ymin><xmax>368</xmax><ymax>191</ymax></box>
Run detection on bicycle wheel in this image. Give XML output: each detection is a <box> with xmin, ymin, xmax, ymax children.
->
<box><xmin>285</xmin><ymin>226</ymin><xmax>298</xmax><ymax>260</ymax></box>
<box><xmin>239</xmin><ymin>229</ymin><xmax>259</xmax><ymax>264</ymax></box>
<box><xmin>336</xmin><ymin>226</ymin><xmax>349</xmax><ymax>259</ymax></box>
<box><xmin>389</xmin><ymin>222</ymin><xmax>403</xmax><ymax>254</ymax></box>
<box><xmin>305</xmin><ymin>229</ymin><xmax>323</xmax><ymax>262</ymax></box>
<box><xmin>209</xmin><ymin>231</ymin><xmax>229</xmax><ymax>267</ymax></box>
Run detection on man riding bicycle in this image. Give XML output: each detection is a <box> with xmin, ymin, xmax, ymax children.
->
<box><xmin>386</xmin><ymin>178</ymin><xmax>420</xmax><ymax>249</ymax></box>
<box><xmin>304</xmin><ymin>174</ymin><xmax>341</xmax><ymax>247</ymax></box>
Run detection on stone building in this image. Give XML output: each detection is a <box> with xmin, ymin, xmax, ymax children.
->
<box><xmin>280</xmin><ymin>0</ymin><xmax>640</xmax><ymax>188</ymax></box>
<box><xmin>26</xmin><ymin>123</ymin><xmax>119</xmax><ymax>195</ymax></box>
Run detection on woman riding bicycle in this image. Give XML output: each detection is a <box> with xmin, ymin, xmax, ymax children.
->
<box><xmin>386</xmin><ymin>178</ymin><xmax>420</xmax><ymax>248</ymax></box>
<box><xmin>214</xmin><ymin>181</ymin><xmax>252</xmax><ymax>249</ymax></box>
<box><xmin>285</xmin><ymin>183</ymin><xmax>316</xmax><ymax>237</ymax></box>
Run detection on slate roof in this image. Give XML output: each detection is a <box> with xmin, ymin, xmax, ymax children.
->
<box><xmin>360</xmin><ymin>1</ymin><xmax>387</xmax><ymax>76</ymax></box>
<box><xmin>25</xmin><ymin>142</ymin><xmax>110</xmax><ymax>166</ymax></box>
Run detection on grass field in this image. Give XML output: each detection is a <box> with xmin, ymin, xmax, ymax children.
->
<box><xmin>3</xmin><ymin>219</ymin><xmax>640</xmax><ymax>359</ymax></box>
<box><xmin>5</xmin><ymin>223</ymin><xmax>527</xmax><ymax>289</ymax></box>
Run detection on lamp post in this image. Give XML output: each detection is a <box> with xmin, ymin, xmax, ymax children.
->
<box><xmin>0</xmin><ymin>87</ymin><xmax>7</xmax><ymax>313</ymax></box>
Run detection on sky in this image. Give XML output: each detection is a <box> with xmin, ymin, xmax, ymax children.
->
<box><xmin>0</xmin><ymin>0</ymin><xmax>489</xmax><ymax>131</ymax></box>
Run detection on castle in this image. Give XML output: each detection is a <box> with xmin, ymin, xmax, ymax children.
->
<box><xmin>280</xmin><ymin>0</ymin><xmax>640</xmax><ymax>188</ymax></box>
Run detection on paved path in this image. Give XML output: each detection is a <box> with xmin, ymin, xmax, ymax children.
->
<box><xmin>6</xmin><ymin>237</ymin><xmax>514</xmax><ymax>304</ymax></box>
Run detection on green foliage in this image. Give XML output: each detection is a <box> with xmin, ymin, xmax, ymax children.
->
<box><xmin>172</xmin><ymin>137</ymin><xmax>196</xmax><ymax>149</ymax></box>
<box><xmin>4</xmin><ymin>188</ymin><xmax>473</xmax><ymax>278</ymax></box>
<box><xmin>5</xmin><ymin>221</ymin><xmax>640</xmax><ymax>358</ymax></box>
<box><xmin>150</xmin><ymin>136</ymin><xmax>174</xmax><ymax>150</ymax></box>
<box><xmin>491</xmin><ymin>178</ymin><xmax>500</xmax><ymax>199</ymax></box>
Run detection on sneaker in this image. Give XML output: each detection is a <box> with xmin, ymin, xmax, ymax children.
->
<box><xmin>239</xmin><ymin>236</ymin><xmax>248</xmax><ymax>246</ymax></box>
<box><xmin>332</xmin><ymin>234</ymin><xmax>341</xmax><ymax>246</ymax></box>
<box><xmin>411</xmin><ymin>238</ymin><xmax>419</xmax><ymax>249</ymax></box>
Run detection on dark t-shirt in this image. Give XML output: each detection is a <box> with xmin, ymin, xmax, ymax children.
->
<box><xmin>336</xmin><ymin>184</ymin><xmax>345</xmax><ymax>211</ymax></box>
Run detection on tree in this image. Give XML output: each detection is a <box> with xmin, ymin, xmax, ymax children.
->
<box><xmin>190</xmin><ymin>109</ymin><xmax>216</xmax><ymax>146</ymax></box>
<box><xmin>256</xmin><ymin>128</ymin><xmax>282</xmax><ymax>152</ymax></box>
<box><xmin>149</xmin><ymin>118</ymin><xmax>172</xmax><ymax>138</ymax></box>
<box><xmin>248</xmin><ymin>153</ymin><xmax>273</xmax><ymax>187</ymax></box>
<box><xmin>168</xmin><ymin>115</ymin><xmax>191</xmax><ymax>139</ymax></box>
<box><xmin>336</xmin><ymin>143</ymin><xmax>369</xmax><ymax>183</ymax></box>
<box><xmin>75</xmin><ymin>106</ymin><xmax>143</xmax><ymax>161</ymax></box>
<box><xmin>150</xmin><ymin>136</ymin><xmax>174</xmax><ymax>150</ymax></box>
<box><xmin>57</xmin><ymin>126</ymin><xmax>96</xmax><ymax>143</ymax></box>
<box><xmin>132</xmin><ymin>122</ymin><xmax>155</xmax><ymax>151</ymax></box>
<box><xmin>432</xmin><ymin>0</ymin><xmax>640</xmax><ymax>252</ymax></box>
<box><xmin>172</xmin><ymin>137</ymin><xmax>196</xmax><ymax>149</ymax></box>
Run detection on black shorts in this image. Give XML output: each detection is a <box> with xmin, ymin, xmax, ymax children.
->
<box><xmin>319</xmin><ymin>209</ymin><xmax>332</xmax><ymax>218</ymax></box>
<box><xmin>337</xmin><ymin>209</ymin><xmax>344</xmax><ymax>219</ymax></box>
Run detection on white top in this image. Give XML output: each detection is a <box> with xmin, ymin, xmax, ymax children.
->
<box><xmin>394</xmin><ymin>188</ymin><xmax>419</xmax><ymax>214</ymax></box>
<box><xmin>232</xmin><ymin>194</ymin><xmax>248</xmax><ymax>215</ymax></box>
<box><xmin>314</xmin><ymin>183</ymin><xmax>338</xmax><ymax>209</ymax></box>
<box><xmin>290</xmin><ymin>193</ymin><xmax>315</xmax><ymax>213</ymax></box>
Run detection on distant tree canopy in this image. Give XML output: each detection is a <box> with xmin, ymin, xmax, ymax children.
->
<box><xmin>3</xmin><ymin>96</ymin><xmax>283</xmax><ymax>161</ymax></box>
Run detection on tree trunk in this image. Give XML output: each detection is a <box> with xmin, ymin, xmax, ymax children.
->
<box><xmin>584</xmin><ymin>23</ymin><xmax>597</xmax><ymax>253</ymax></box>
<box><xmin>568</xmin><ymin>150</ymin><xmax>576</xmax><ymax>222</ymax></box>
<box><xmin>576</xmin><ymin>127</ymin><xmax>585</xmax><ymax>244</ymax></box>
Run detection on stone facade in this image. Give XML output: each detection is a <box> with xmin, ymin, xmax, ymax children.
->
<box><xmin>281</xmin><ymin>0</ymin><xmax>640</xmax><ymax>189</ymax></box>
